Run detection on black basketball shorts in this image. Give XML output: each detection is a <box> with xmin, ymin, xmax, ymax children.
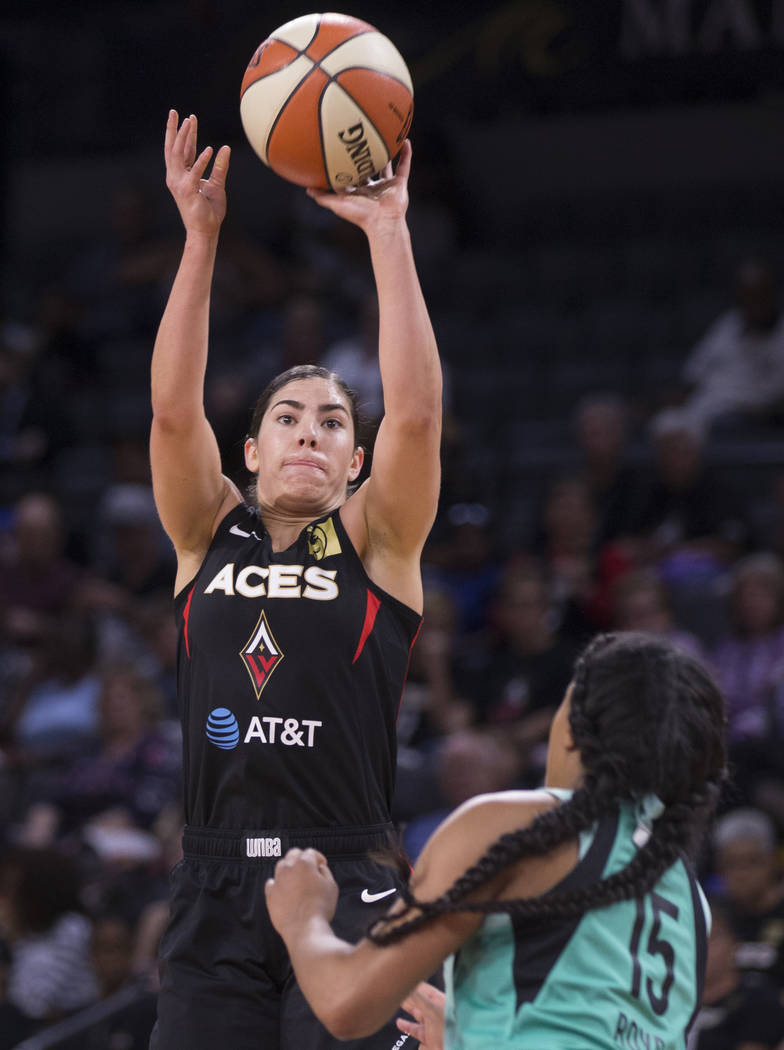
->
<box><xmin>149</xmin><ymin>823</ymin><xmax>418</xmax><ymax>1050</ymax></box>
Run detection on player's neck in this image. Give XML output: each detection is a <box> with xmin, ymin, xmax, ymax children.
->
<box><xmin>259</xmin><ymin>505</ymin><xmax>335</xmax><ymax>553</ymax></box>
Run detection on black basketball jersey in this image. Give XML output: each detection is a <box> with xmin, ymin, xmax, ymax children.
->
<box><xmin>173</xmin><ymin>502</ymin><xmax>422</xmax><ymax>830</ymax></box>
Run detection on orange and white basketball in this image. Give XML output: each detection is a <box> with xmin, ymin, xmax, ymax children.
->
<box><xmin>240</xmin><ymin>12</ymin><xmax>413</xmax><ymax>190</ymax></box>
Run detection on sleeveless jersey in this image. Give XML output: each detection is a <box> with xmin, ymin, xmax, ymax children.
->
<box><xmin>444</xmin><ymin>794</ymin><xmax>709</xmax><ymax>1050</ymax></box>
<box><xmin>173</xmin><ymin>503</ymin><xmax>422</xmax><ymax>829</ymax></box>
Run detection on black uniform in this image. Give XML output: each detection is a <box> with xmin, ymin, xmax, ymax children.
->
<box><xmin>151</xmin><ymin>503</ymin><xmax>422</xmax><ymax>1050</ymax></box>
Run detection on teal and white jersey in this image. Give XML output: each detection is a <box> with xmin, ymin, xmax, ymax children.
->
<box><xmin>444</xmin><ymin>793</ymin><xmax>709</xmax><ymax>1049</ymax></box>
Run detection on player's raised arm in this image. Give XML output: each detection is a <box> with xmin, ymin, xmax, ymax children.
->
<box><xmin>150</xmin><ymin>111</ymin><xmax>240</xmax><ymax>586</ymax></box>
<box><xmin>306</xmin><ymin>142</ymin><xmax>442</xmax><ymax>611</ymax></box>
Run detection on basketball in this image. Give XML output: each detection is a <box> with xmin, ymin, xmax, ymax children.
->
<box><xmin>239</xmin><ymin>12</ymin><xmax>413</xmax><ymax>191</ymax></box>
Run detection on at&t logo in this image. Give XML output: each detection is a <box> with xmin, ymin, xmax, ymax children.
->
<box><xmin>205</xmin><ymin>708</ymin><xmax>322</xmax><ymax>750</ymax></box>
<box><xmin>205</xmin><ymin>708</ymin><xmax>240</xmax><ymax>749</ymax></box>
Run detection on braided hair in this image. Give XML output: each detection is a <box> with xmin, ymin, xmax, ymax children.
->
<box><xmin>370</xmin><ymin>631</ymin><xmax>727</xmax><ymax>945</ymax></box>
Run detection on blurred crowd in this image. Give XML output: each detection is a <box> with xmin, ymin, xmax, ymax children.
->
<box><xmin>2</xmin><ymin>173</ymin><xmax>784</xmax><ymax>1049</ymax></box>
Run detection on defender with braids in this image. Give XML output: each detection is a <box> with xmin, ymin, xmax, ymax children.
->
<box><xmin>266</xmin><ymin>632</ymin><xmax>727</xmax><ymax>1049</ymax></box>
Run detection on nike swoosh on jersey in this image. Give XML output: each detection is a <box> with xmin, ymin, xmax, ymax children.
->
<box><xmin>360</xmin><ymin>887</ymin><xmax>397</xmax><ymax>904</ymax></box>
<box><xmin>230</xmin><ymin>524</ymin><xmax>263</xmax><ymax>541</ymax></box>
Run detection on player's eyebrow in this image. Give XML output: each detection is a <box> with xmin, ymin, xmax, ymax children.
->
<box><xmin>271</xmin><ymin>399</ymin><xmax>349</xmax><ymax>416</ymax></box>
<box><xmin>271</xmin><ymin>399</ymin><xmax>304</xmax><ymax>411</ymax></box>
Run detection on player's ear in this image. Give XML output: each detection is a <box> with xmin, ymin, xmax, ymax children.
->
<box><xmin>244</xmin><ymin>437</ymin><xmax>259</xmax><ymax>473</ymax></box>
<box><xmin>348</xmin><ymin>445</ymin><xmax>364</xmax><ymax>482</ymax></box>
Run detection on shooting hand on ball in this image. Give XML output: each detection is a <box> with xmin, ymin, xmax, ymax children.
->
<box><xmin>306</xmin><ymin>139</ymin><xmax>412</xmax><ymax>235</ymax></box>
<box><xmin>164</xmin><ymin>110</ymin><xmax>231</xmax><ymax>238</ymax></box>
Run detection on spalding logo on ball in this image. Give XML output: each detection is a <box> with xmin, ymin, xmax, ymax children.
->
<box><xmin>240</xmin><ymin>12</ymin><xmax>413</xmax><ymax>190</ymax></box>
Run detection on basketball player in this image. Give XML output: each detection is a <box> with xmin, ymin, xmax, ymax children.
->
<box><xmin>148</xmin><ymin>111</ymin><xmax>441</xmax><ymax>1050</ymax></box>
<box><xmin>266</xmin><ymin>633</ymin><xmax>728</xmax><ymax>1050</ymax></box>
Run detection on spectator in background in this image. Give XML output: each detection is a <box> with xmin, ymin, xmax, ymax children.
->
<box><xmin>750</xmin><ymin>471</ymin><xmax>784</xmax><ymax>564</ymax></box>
<box><xmin>242</xmin><ymin>292</ymin><xmax>331</xmax><ymax>388</ymax></box>
<box><xmin>321</xmin><ymin>288</ymin><xmax>383</xmax><ymax>423</ymax></box>
<box><xmin>689</xmin><ymin>896</ymin><xmax>784</xmax><ymax>1050</ymax></box>
<box><xmin>94</xmin><ymin>483</ymin><xmax>176</xmax><ymax>599</ymax></box>
<box><xmin>18</xmin><ymin>661</ymin><xmax>180</xmax><ymax>846</ymax></box>
<box><xmin>711</xmin><ymin>554</ymin><xmax>784</xmax><ymax>746</ymax></box>
<box><xmin>572</xmin><ymin>391</ymin><xmax>642</xmax><ymax>544</ymax></box>
<box><xmin>423</xmin><ymin>502</ymin><xmax>502</xmax><ymax>640</ymax></box>
<box><xmin>467</xmin><ymin>563</ymin><xmax>578</xmax><ymax>783</ymax></box>
<box><xmin>632</xmin><ymin>409</ymin><xmax>748</xmax><ymax>575</ymax></box>
<box><xmin>534</xmin><ymin>475</ymin><xmax>612</xmax><ymax>642</ymax></box>
<box><xmin>0</xmin><ymin>324</ymin><xmax>77</xmax><ymax>505</ymax></box>
<box><xmin>394</xmin><ymin>587</ymin><xmax>475</xmax><ymax>836</ymax></box>
<box><xmin>0</xmin><ymin>936</ymin><xmax>37</xmax><ymax>1049</ymax></box>
<box><xmin>65</xmin><ymin>183</ymin><xmax>177</xmax><ymax>348</ymax></box>
<box><xmin>628</xmin><ymin>408</ymin><xmax>746</xmax><ymax>644</ymax></box>
<box><xmin>401</xmin><ymin>728</ymin><xmax>518</xmax><ymax>865</ymax></box>
<box><xmin>3</xmin><ymin>612</ymin><xmax>101</xmax><ymax>768</ymax></box>
<box><xmin>133</xmin><ymin>592</ymin><xmax>180</xmax><ymax>719</ymax></box>
<box><xmin>0</xmin><ymin>845</ymin><xmax>98</xmax><ymax>1024</ymax></box>
<box><xmin>0</xmin><ymin>491</ymin><xmax>84</xmax><ymax>652</ymax></box>
<box><xmin>51</xmin><ymin>910</ymin><xmax>158</xmax><ymax>1050</ymax></box>
<box><xmin>712</xmin><ymin>808</ymin><xmax>784</xmax><ymax>991</ymax></box>
<box><xmin>680</xmin><ymin>258</ymin><xmax>784</xmax><ymax>434</ymax></box>
<box><xmin>396</xmin><ymin>587</ymin><xmax>473</xmax><ymax>750</ymax></box>
<box><xmin>611</xmin><ymin>567</ymin><xmax>706</xmax><ymax>661</ymax></box>
<box><xmin>204</xmin><ymin>370</ymin><xmax>255</xmax><ymax>489</ymax></box>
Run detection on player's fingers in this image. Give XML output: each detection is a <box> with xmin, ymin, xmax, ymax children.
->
<box><xmin>275</xmin><ymin>847</ymin><xmax>302</xmax><ymax>872</ymax></box>
<box><xmin>301</xmin><ymin>847</ymin><xmax>327</xmax><ymax>868</ymax></box>
<box><xmin>182</xmin><ymin>114</ymin><xmax>198</xmax><ymax>168</ymax></box>
<box><xmin>164</xmin><ymin>109</ymin><xmax>179</xmax><ymax>158</ymax></box>
<box><xmin>173</xmin><ymin>113</ymin><xmax>191</xmax><ymax>146</ymax></box>
<box><xmin>190</xmin><ymin>145</ymin><xmax>214</xmax><ymax>183</ymax></box>
<box><xmin>172</xmin><ymin>115</ymin><xmax>195</xmax><ymax>172</ymax></box>
<box><xmin>417</xmin><ymin>981</ymin><xmax>445</xmax><ymax>1006</ymax></box>
<box><xmin>399</xmin><ymin>997</ymin><xmax>419</xmax><ymax>1018</ymax></box>
<box><xmin>395</xmin><ymin>139</ymin><xmax>412</xmax><ymax>181</ymax></box>
<box><xmin>395</xmin><ymin>1016</ymin><xmax>422</xmax><ymax>1041</ymax></box>
<box><xmin>208</xmin><ymin>145</ymin><xmax>231</xmax><ymax>186</ymax></box>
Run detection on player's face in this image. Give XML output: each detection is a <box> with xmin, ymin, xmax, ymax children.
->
<box><xmin>245</xmin><ymin>377</ymin><xmax>363</xmax><ymax>515</ymax></box>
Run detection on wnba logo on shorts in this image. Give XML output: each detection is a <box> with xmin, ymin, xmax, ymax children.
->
<box><xmin>245</xmin><ymin>837</ymin><xmax>282</xmax><ymax>858</ymax></box>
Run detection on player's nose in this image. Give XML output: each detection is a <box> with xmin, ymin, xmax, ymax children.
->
<box><xmin>297</xmin><ymin>418</ymin><xmax>319</xmax><ymax>447</ymax></box>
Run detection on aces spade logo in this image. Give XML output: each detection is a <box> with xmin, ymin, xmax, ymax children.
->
<box><xmin>240</xmin><ymin>611</ymin><xmax>283</xmax><ymax>698</ymax></box>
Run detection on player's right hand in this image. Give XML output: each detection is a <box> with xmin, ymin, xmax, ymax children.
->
<box><xmin>265</xmin><ymin>847</ymin><xmax>339</xmax><ymax>939</ymax></box>
<box><xmin>164</xmin><ymin>110</ymin><xmax>230</xmax><ymax>237</ymax></box>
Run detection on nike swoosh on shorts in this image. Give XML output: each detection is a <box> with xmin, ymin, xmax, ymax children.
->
<box><xmin>361</xmin><ymin>888</ymin><xmax>397</xmax><ymax>904</ymax></box>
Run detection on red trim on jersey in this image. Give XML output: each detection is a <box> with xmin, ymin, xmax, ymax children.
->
<box><xmin>182</xmin><ymin>586</ymin><xmax>195</xmax><ymax>659</ymax></box>
<box><xmin>352</xmin><ymin>589</ymin><xmax>382</xmax><ymax>664</ymax></box>
<box><xmin>396</xmin><ymin>619</ymin><xmax>422</xmax><ymax>722</ymax></box>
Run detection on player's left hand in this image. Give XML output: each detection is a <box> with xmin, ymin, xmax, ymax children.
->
<box><xmin>306</xmin><ymin>139</ymin><xmax>411</xmax><ymax>233</ymax></box>
<box><xmin>396</xmin><ymin>981</ymin><xmax>446</xmax><ymax>1050</ymax></box>
<box><xmin>265</xmin><ymin>848</ymin><xmax>339</xmax><ymax>935</ymax></box>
